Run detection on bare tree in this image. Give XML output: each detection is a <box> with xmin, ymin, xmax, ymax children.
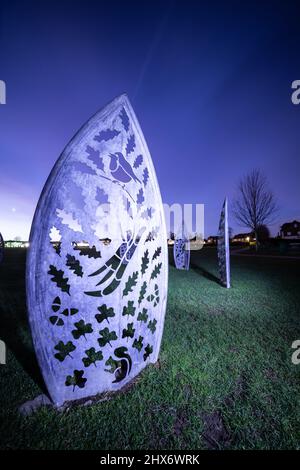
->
<box><xmin>233</xmin><ymin>169</ymin><xmax>277</xmax><ymax>250</ymax></box>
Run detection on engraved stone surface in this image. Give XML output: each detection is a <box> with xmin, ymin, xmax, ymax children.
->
<box><xmin>217</xmin><ymin>198</ymin><xmax>230</xmax><ymax>288</ymax></box>
<box><xmin>26</xmin><ymin>94</ymin><xmax>168</xmax><ymax>406</ymax></box>
<box><xmin>173</xmin><ymin>222</ymin><xmax>190</xmax><ymax>270</ymax></box>
<box><xmin>0</xmin><ymin>232</ymin><xmax>4</xmax><ymax>264</ymax></box>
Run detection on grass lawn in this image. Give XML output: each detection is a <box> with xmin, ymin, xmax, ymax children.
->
<box><xmin>0</xmin><ymin>247</ymin><xmax>300</xmax><ymax>450</ymax></box>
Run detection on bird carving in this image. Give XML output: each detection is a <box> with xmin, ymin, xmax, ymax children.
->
<box><xmin>108</xmin><ymin>152</ymin><xmax>141</xmax><ymax>184</ymax></box>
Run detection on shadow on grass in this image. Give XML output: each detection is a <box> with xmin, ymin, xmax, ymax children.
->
<box><xmin>0</xmin><ymin>249</ymin><xmax>47</xmax><ymax>395</ymax></box>
<box><xmin>190</xmin><ymin>262</ymin><xmax>220</xmax><ymax>285</ymax></box>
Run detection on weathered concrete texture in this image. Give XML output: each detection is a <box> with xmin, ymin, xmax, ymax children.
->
<box><xmin>26</xmin><ymin>94</ymin><xmax>168</xmax><ymax>406</ymax></box>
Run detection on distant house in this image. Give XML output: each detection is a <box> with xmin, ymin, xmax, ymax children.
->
<box><xmin>206</xmin><ymin>236</ymin><xmax>218</xmax><ymax>245</ymax></box>
<box><xmin>280</xmin><ymin>220</ymin><xmax>300</xmax><ymax>239</ymax></box>
<box><xmin>232</xmin><ymin>232</ymin><xmax>255</xmax><ymax>243</ymax></box>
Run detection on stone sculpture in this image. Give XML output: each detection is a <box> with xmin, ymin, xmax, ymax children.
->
<box><xmin>173</xmin><ymin>221</ymin><xmax>190</xmax><ymax>270</ymax></box>
<box><xmin>26</xmin><ymin>94</ymin><xmax>168</xmax><ymax>406</ymax></box>
<box><xmin>217</xmin><ymin>198</ymin><xmax>230</xmax><ymax>288</ymax></box>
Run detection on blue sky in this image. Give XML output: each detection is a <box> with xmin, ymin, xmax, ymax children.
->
<box><xmin>0</xmin><ymin>0</ymin><xmax>300</xmax><ymax>239</ymax></box>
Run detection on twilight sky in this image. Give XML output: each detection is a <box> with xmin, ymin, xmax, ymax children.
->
<box><xmin>0</xmin><ymin>0</ymin><xmax>300</xmax><ymax>239</ymax></box>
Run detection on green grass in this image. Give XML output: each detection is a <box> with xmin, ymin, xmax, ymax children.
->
<box><xmin>0</xmin><ymin>248</ymin><xmax>300</xmax><ymax>450</ymax></box>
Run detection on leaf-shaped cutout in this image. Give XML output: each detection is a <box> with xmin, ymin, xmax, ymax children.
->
<box><xmin>74</xmin><ymin>244</ymin><xmax>101</xmax><ymax>259</ymax></box>
<box><xmin>152</xmin><ymin>246</ymin><xmax>162</xmax><ymax>261</ymax></box>
<box><xmin>86</xmin><ymin>145</ymin><xmax>104</xmax><ymax>171</ymax></box>
<box><xmin>133</xmin><ymin>335</ymin><xmax>144</xmax><ymax>352</ymax></box>
<box><xmin>95</xmin><ymin>304</ymin><xmax>115</xmax><ymax>324</ymax></box>
<box><xmin>65</xmin><ymin>370</ymin><xmax>87</xmax><ymax>391</ymax></box>
<box><xmin>122</xmin><ymin>300</ymin><xmax>136</xmax><ymax>317</ymax></box>
<box><xmin>148</xmin><ymin>319</ymin><xmax>157</xmax><ymax>334</ymax></box>
<box><xmin>137</xmin><ymin>308</ymin><xmax>148</xmax><ymax>323</ymax></box>
<box><xmin>137</xmin><ymin>188</ymin><xmax>144</xmax><ymax>205</ymax></box>
<box><xmin>54</xmin><ymin>341</ymin><xmax>76</xmax><ymax>362</ymax></box>
<box><xmin>123</xmin><ymin>271</ymin><xmax>138</xmax><ymax>296</ymax></box>
<box><xmin>61</xmin><ymin>308</ymin><xmax>79</xmax><ymax>317</ymax></box>
<box><xmin>51</xmin><ymin>296</ymin><xmax>61</xmax><ymax>312</ymax></box>
<box><xmin>141</xmin><ymin>250</ymin><xmax>149</xmax><ymax>275</ymax></box>
<box><xmin>66</xmin><ymin>254</ymin><xmax>83</xmax><ymax>277</ymax></box>
<box><xmin>126</xmin><ymin>134</ymin><xmax>135</xmax><ymax>155</ymax></box>
<box><xmin>138</xmin><ymin>281</ymin><xmax>147</xmax><ymax>305</ymax></box>
<box><xmin>143</xmin><ymin>344</ymin><xmax>153</xmax><ymax>361</ymax></box>
<box><xmin>72</xmin><ymin>320</ymin><xmax>93</xmax><ymax>340</ymax></box>
<box><xmin>150</xmin><ymin>262</ymin><xmax>162</xmax><ymax>280</ymax></box>
<box><xmin>105</xmin><ymin>356</ymin><xmax>119</xmax><ymax>374</ymax></box>
<box><xmin>133</xmin><ymin>154</ymin><xmax>143</xmax><ymax>168</ymax></box>
<box><xmin>49</xmin><ymin>316</ymin><xmax>64</xmax><ymax>326</ymax></box>
<box><xmin>82</xmin><ymin>347</ymin><xmax>103</xmax><ymax>367</ymax></box>
<box><xmin>94</xmin><ymin>129</ymin><xmax>120</xmax><ymax>143</ymax></box>
<box><xmin>98</xmin><ymin>327</ymin><xmax>118</xmax><ymax>347</ymax></box>
<box><xmin>120</xmin><ymin>107</ymin><xmax>129</xmax><ymax>132</ymax></box>
<box><xmin>122</xmin><ymin>322</ymin><xmax>135</xmax><ymax>340</ymax></box>
<box><xmin>48</xmin><ymin>265</ymin><xmax>70</xmax><ymax>295</ymax></box>
<box><xmin>143</xmin><ymin>167</ymin><xmax>149</xmax><ymax>186</ymax></box>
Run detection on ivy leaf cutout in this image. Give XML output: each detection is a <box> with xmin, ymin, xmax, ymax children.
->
<box><xmin>143</xmin><ymin>344</ymin><xmax>153</xmax><ymax>361</ymax></box>
<box><xmin>82</xmin><ymin>347</ymin><xmax>103</xmax><ymax>367</ymax></box>
<box><xmin>65</xmin><ymin>370</ymin><xmax>87</xmax><ymax>391</ymax></box>
<box><xmin>98</xmin><ymin>327</ymin><xmax>118</xmax><ymax>347</ymax></box>
<box><xmin>148</xmin><ymin>319</ymin><xmax>157</xmax><ymax>334</ymax></box>
<box><xmin>122</xmin><ymin>322</ymin><xmax>135</xmax><ymax>341</ymax></box>
<box><xmin>122</xmin><ymin>300</ymin><xmax>136</xmax><ymax>317</ymax></box>
<box><xmin>48</xmin><ymin>265</ymin><xmax>70</xmax><ymax>295</ymax></box>
<box><xmin>123</xmin><ymin>271</ymin><xmax>138</xmax><ymax>296</ymax></box>
<box><xmin>141</xmin><ymin>250</ymin><xmax>149</xmax><ymax>275</ymax></box>
<box><xmin>95</xmin><ymin>304</ymin><xmax>115</xmax><ymax>324</ymax></box>
<box><xmin>54</xmin><ymin>341</ymin><xmax>76</xmax><ymax>362</ymax></box>
<box><xmin>66</xmin><ymin>254</ymin><xmax>83</xmax><ymax>277</ymax></box>
<box><xmin>133</xmin><ymin>336</ymin><xmax>144</xmax><ymax>352</ymax></box>
<box><xmin>72</xmin><ymin>320</ymin><xmax>93</xmax><ymax>340</ymax></box>
<box><xmin>138</xmin><ymin>281</ymin><xmax>147</xmax><ymax>305</ymax></box>
<box><xmin>137</xmin><ymin>308</ymin><xmax>148</xmax><ymax>323</ymax></box>
<box><xmin>133</xmin><ymin>154</ymin><xmax>143</xmax><ymax>168</ymax></box>
<box><xmin>152</xmin><ymin>246</ymin><xmax>162</xmax><ymax>261</ymax></box>
<box><xmin>151</xmin><ymin>262</ymin><xmax>162</xmax><ymax>280</ymax></box>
